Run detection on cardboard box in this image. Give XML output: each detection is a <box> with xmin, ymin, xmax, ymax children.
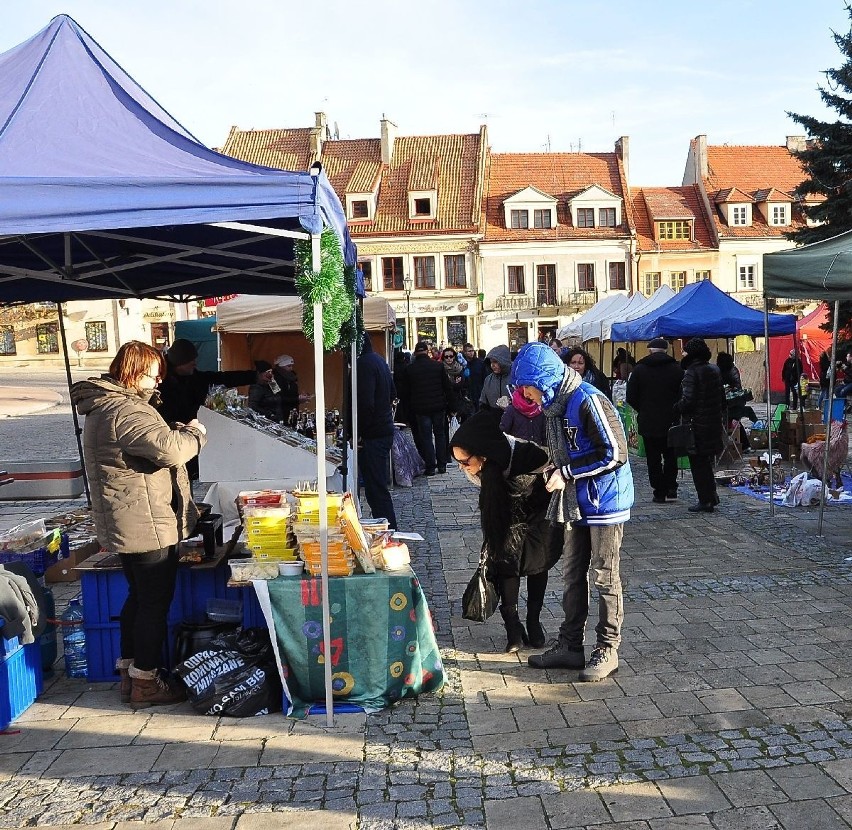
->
<box><xmin>802</xmin><ymin>409</ymin><xmax>823</xmax><ymax>425</ymax></box>
<box><xmin>44</xmin><ymin>540</ymin><xmax>100</xmax><ymax>583</ymax></box>
<box><xmin>804</xmin><ymin>423</ymin><xmax>827</xmax><ymax>440</ymax></box>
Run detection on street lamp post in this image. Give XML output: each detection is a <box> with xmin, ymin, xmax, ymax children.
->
<box><xmin>403</xmin><ymin>274</ymin><xmax>413</xmax><ymax>350</ymax></box>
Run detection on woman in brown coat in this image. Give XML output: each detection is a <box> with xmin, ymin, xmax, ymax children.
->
<box><xmin>71</xmin><ymin>341</ymin><xmax>206</xmax><ymax>708</ymax></box>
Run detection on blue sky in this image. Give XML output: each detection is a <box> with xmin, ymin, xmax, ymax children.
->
<box><xmin>3</xmin><ymin>0</ymin><xmax>850</xmax><ymax>185</ymax></box>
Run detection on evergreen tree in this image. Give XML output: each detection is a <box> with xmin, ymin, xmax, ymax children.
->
<box><xmin>787</xmin><ymin>5</ymin><xmax>852</xmax><ymax>333</ymax></box>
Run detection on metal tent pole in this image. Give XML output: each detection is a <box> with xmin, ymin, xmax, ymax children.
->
<box><xmin>763</xmin><ymin>300</ymin><xmax>774</xmax><ymax>518</ymax></box>
<box><xmin>60</xmin><ymin>234</ymin><xmax>91</xmax><ymax>507</ymax></box>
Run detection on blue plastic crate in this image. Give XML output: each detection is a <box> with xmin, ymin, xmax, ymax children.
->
<box><xmin>80</xmin><ymin>566</ymin><xmax>182</xmax><ymax>625</ymax></box>
<box><xmin>0</xmin><ymin>642</ymin><xmax>43</xmax><ymax>730</ymax></box>
<box><xmin>175</xmin><ymin>562</ymin><xmax>243</xmax><ymax>622</ymax></box>
<box><xmin>0</xmin><ymin>530</ymin><xmax>68</xmax><ymax>577</ymax></box>
<box><xmin>84</xmin><ymin>622</ymin><xmax>178</xmax><ymax>682</ymax></box>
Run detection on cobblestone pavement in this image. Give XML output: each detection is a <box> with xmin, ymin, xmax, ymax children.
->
<box><xmin>0</xmin><ymin>383</ymin><xmax>850</xmax><ymax>827</ymax></box>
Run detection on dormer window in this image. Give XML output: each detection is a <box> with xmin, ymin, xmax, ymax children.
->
<box><xmin>732</xmin><ymin>205</ymin><xmax>748</xmax><ymax>225</ymax></box>
<box><xmin>657</xmin><ymin>220</ymin><xmax>691</xmax><ymax>241</ymax></box>
<box><xmin>577</xmin><ymin>208</ymin><xmax>595</xmax><ymax>228</ymax></box>
<box><xmin>345</xmin><ymin>192</ymin><xmax>375</xmax><ymax>222</ymax></box>
<box><xmin>510</xmin><ymin>209</ymin><xmax>529</xmax><ymax>229</ymax></box>
<box><xmin>771</xmin><ymin>205</ymin><xmax>788</xmax><ymax>226</ymax></box>
<box><xmin>533</xmin><ymin>209</ymin><xmax>552</xmax><ymax>229</ymax></box>
<box><xmin>599</xmin><ymin>208</ymin><xmax>616</xmax><ymax>227</ymax></box>
<box><xmin>408</xmin><ymin>189</ymin><xmax>437</xmax><ymax>220</ymax></box>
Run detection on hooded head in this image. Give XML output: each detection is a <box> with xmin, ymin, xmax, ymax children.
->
<box><xmin>166</xmin><ymin>338</ymin><xmax>197</xmax><ymax>368</ymax></box>
<box><xmin>510</xmin><ymin>341</ymin><xmax>572</xmax><ymax>408</ymax></box>
<box><xmin>254</xmin><ymin>359</ymin><xmax>273</xmax><ymax>374</ymax></box>
<box><xmin>274</xmin><ymin>354</ymin><xmax>295</xmax><ymax>369</ymax></box>
<box><xmin>715</xmin><ymin>351</ymin><xmax>734</xmax><ymax>372</ymax></box>
<box><xmin>449</xmin><ymin>409</ymin><xmax>512</xmax><ymax>470</ymax></box>
<box><xmin>485</xmin><ymin>344</ymin><xmax>512</xmax><ymax>374</ymax></box>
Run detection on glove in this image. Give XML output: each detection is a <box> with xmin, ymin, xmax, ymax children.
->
<box><xmin>496</xmin><ymin>395</ymin><xmax>510</xmax><ymax>409</ymax></box>
<box><xmin>544</xmin><ymin>467</ymin><xmax>566</xmax><ymax>492</ymax></box>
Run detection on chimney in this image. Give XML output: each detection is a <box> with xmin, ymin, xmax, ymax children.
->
<box><xmin>695</xmin><ymin>135</ymin><xmax>708</xmax><ymax>180</ymax></box>
<box><xmin>381</xmin><ymin>116</ymin><xmax>397</xmax><ymax>165</ymax></box>
<box><xmin>786</xmin><ymin>135</ymin><xmax>807</xmax><ymax>153</ymax></box>
<box><xmin>309</xmin><ymin>111</ymin><xmax>328</xmax><ymax>163</ymax></box>
<box><xmin>615</xmin><ymin>136</ymin><xmax>630</xmax><ymax>187</ymax></box>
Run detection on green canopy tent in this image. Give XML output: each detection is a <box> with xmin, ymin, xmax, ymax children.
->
<box><xmin>763</xmin><ymin>228</ymin><xmax>852</xmax><ymax>532</ymax></box>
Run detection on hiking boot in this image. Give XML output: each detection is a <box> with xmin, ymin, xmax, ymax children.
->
<box><xmin>128</xmin><ymin>664</ymin><xmax>186</xmax><ymax>709</ymax></box>
<box><xmin>500</xmin><ymin>605</ymin><xmax>528</xmax><ymax>653</ymax></box>
<box><xmin>579</xmin><ymin>646</ymin><xmax>618</xmax><ymax>682</ymax></box>
<box><xmin>528</xmin><ymin>641</ymin><xmax>585</xmax><ymax>669</ymax></box>
<box><xmin>526</xmin><ymin>605</ymin><xmax>546</xmax><ymax>649</ymax></box>
<box><xmin>688</xmin><ymin>502</ymin><xmax>714</xmax><ymax>513</ymax></box>
<box><xmin>116</xmin><ymin>658</ymin><xmax>132</xmax><ymax>705</ymax></box>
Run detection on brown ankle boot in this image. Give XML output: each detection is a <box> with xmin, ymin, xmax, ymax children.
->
<box><xmin>128</xmin><ymin>664</ymin><xmax>186</xmax><ymax>709</ymax></box>
<box><xmin>116</xmin><ymin>658</ymin><xmax>132</xmax><ymax>705</ymax></box>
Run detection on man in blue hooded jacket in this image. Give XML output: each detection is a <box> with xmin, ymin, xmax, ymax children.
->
<box><xmin>511</xmin><ymin>342</ymin><xmax>633</xmax><ymax>681</ymax></box>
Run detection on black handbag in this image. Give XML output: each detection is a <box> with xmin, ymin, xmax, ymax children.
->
<box><xmin>667</xmin><ymin>417</ymin><xmax>696</xmax><ymax>455</ymax></box>
<box><xmin>461</xmin><ymin>547</ymin><xmax>499</xmax><ymax>622</ymax></box>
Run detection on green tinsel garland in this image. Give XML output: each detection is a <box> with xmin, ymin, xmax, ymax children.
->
<box><xmin>337</xmin><ymin>263</ymin><xmax>364</xmax><ymax>351</ymax></box>
<box><xmin>294</xmin><ymin>228</ymin><xmax>354</xmax><ymax>349</ymax></box>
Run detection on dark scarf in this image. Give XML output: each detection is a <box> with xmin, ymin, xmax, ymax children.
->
<box><xmin>543</xmin><ymin>366</ymin><xmax>581</xmax><ymax>524</ymax></box>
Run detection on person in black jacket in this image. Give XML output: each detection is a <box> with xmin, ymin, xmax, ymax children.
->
<box><xmin>396</xmin><ymin>341</ymin><xmax>453</xmax><ymax>475</ymax></box>
<box><xmin>248</xmin><ymin>360</ymin><xmax>282</xmax><ymax>421</ymax></box>
<box><xmin>626</xmin><ymin>338</ymin><xmax>684</xmax><ymax>503</ymax></box>
<box><xmin>158</xmin><ymin>339</ymin><xmax>257</xmax><ymax>480</ymax></box>
<box><xmin>356</xmin><ymin>334</ymin><xmax>398</xmax><ymax>529</ymax></box>
<box><xmin>450</xmin><ymin>411</ymin><xmax>559</xmax><ymax>652</ymax></box>
<box><xmin>272</xmin><ymin>354</ymin><xmax>311</xmax><ymax>425</ymax></box>
<box><xmin>675</xmin><ymin>338</ymin><xmax>725</xmax><ymax>513</ymax></box>
<box><xmin>565</xmin><ymin>347</ymin><xmax>611</xmax><ymax>398</ymax></box>
<box><xmin>781</xmin><ymin>348</ymin><xmax>803</xmax><ymax>408</ymax></box>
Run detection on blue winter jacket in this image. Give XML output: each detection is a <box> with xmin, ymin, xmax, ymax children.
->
<box><xmin>511</xmin><ymin>342</ymin><xmax>633</xmax><ymax>525</ymax></box>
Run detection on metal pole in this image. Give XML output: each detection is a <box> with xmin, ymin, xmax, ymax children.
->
<box><xmin>60</xmin><ymin>234</ymin><xmax>92</xmax><ymax>507</ymax></box>
<box><xmin>817</xmin><ymin>300</ymin><xmax>841</xmax><ymax>536</ymax></box>
<box><xmin>406</xmin><ymin>290</ymin><xmax>412</xmax><ymax>350</ymax></box>
<box><xmin>763</xmin><ymin>299</ymin><xmax>774</xmax><ymax>518</ymax></box>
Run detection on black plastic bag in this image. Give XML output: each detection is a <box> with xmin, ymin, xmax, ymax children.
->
<box><xmin>175</xmin><ymin>626</ymin><xmax>282</xmax><ymax>717</ymax></box>
<box><xmin>667</xmin><ymin>419</ymin><xmax>695</xmax><ymax>456</ymax></box>
<box><xmin>461</xmin><ymin>549</ymin><xmax>498</xmax><ymax>622</ymax></box>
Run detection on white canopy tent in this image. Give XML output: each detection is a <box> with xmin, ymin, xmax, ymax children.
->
<box><xmin>582</xmin><ymin>291</ymin><xmax>647</xmax><ymax>343</ymax></box>
<box><xmin>599</xmin><ymin>285</ymin><xmax>676</xmax><ymax>342</ymax></box>
<box><xmin>556</xmin><ymin>293</ymin><xmax>631</xmax><ymax>341</ymax></box>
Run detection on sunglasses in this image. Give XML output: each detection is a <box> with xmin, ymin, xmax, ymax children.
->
<box><xmin>443</xmin><ymin>354</ymin><xmax>455</xmax><ymax>360</ymax></box>
<box><xmin>453</xmin><ymin>454</ymin><xmax>476</xmax><ymax>467</ymax></box>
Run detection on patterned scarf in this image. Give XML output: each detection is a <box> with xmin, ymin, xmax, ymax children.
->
<box><xmin>543</xmin><ymin>367</ymin><xmax>581</xmax><ymax>525</ymax></box>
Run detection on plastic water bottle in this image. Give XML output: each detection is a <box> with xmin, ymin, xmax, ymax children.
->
<box><xmin>61</xmin><ymin>599</ymin><xmax>87</xmax><ymax>679</ymax></box>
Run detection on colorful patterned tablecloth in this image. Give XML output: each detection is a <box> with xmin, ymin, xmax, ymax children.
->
<box><xmin>253</xmin><ymin>568</ymin><xmax>444</xmax><ymax>717</ymax></box>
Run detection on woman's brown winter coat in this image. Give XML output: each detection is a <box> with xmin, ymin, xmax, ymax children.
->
<box><xmin>71</xmin><ymin>377</ymin><xmax>206</xmax><ymax>553</ymax></box>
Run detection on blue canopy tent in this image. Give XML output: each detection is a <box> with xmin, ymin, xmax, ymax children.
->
<box><xmin>0</xmin><ymin>15</ymin><xmax>357</xmax><ymax>719</ymax></box>
<box><xmin>610</xmin><ymin>280</ymin><xmax>796</xmax><ymax>341</ymax></box>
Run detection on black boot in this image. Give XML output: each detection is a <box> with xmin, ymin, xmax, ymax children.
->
<box><xmin>500</xmin><ymin>605</ymin><xmax>528</xmax><ymax>653</ymax></box>
<box><xmin>526</xmin><ymin>604</ymin><xmax>546</xmax><ymax>648</ymax></box>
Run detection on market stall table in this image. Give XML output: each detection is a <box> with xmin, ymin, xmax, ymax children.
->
<box><xmin>254</xmin><ymin>568</ymin><xmax>444</xmax><ymax>718</ymax></box>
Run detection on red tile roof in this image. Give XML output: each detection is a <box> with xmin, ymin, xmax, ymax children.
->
<box><xmin>752</xmin><ymin>187</ymin><xmax>794</xmax><ymax>203</ymax></box>
<box><xmin>221</xmin><ymin>125</ymin><xmax>485</xmax><ymax>236</ymax></box>
<box><xmin>483</xmin><ymin>152</ymin><xmax>632</xmax><ymax>241</ymax></box>
<box><xmin>714</xmin><ymin>187</ymin><xmax>754</xmax><ymax>204</ymax></box>
<box><xmin>702</xmin><ymin>144</ymin><xmax>810</xmax><ymax>238</ymax></box>
<box><xmin>630</xmin><ymin>186</ymin><xmax>716</xmax><ymax>252</ymax></box>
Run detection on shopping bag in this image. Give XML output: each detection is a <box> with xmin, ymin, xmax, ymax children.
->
<box><xmin>461</xmin><ymin>549</ymin><xmax>498</xmax><ymax>622</ymax></box>
<box><xmin>448</xmin><ymin>414</ymin><xmax>460</xmax><ymax>440</ymax></box>
<box><xmin>667</xmin><ymin>418</ymin><xmax>695</xmax><ymax>455</ymax></box>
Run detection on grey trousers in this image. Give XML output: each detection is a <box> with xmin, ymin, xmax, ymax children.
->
<box><xmin>558</xmin><ymin>522</ymin><xmax>625</xmax><ymax>650</ymax></box>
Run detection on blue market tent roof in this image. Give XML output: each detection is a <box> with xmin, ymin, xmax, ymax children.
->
<box><xmin>0</xmin><ymin>15</ymin><xmax>357</xmax><ymax>303</ymax></box>
<box><xmin>610</xmin><ymin>279</ymin><xmax>796</xmax><ymax>341</ymax></box>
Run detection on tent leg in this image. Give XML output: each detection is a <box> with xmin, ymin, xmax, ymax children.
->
<box><xmin>58</xmin><ymin>238</ymin><xmax>92</xmax><ymax>508</ymax></box>
<box><xmin>763</xmin><ymin>300</ymin><xmax>774</xmax><ymax>518</ymax></box>
<box><xmin>817</xmin><ymin>301</ymin><xmax>841</xmax><ymax>537</ymax></box>
<box><xmin>313</xmin><ymin>301</ymin><xmax>334</xmax><ymax>726</ymax></box>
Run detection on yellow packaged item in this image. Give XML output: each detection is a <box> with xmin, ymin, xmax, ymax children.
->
<box><xmin>294</xmin><ymin>491</ymin><xmax>344</xmax><ymax>513</ymax></box>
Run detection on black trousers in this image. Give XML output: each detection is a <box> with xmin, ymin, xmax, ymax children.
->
<box><xmin>359</xmin><ymin>434</ymin><xmax>398</xmax><ymax>530</ymax></box>
<box><xmin>689</xmin><ymin>453</ymin><xmax>717</xmax><ymax>506</ymax></box>
<box><xmin>784</xmin><ymin>383</ymin><xmax>799</xmax><ymax>409</ymax></box>
<box><xmin>642</xmin><ymin>433</ymin><xmax>679</xmax><ymax>498</ymax></box>
<box><xmin>119</xmin><ymin>547</ymin><xmax>179</xmax><ymax>671</ymax></box>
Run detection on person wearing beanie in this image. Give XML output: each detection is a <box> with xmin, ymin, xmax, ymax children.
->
<box><xmin>449</xmin><ymin>411</ymin><xmax>560</xmax><ymax>652</ymax></box>
<box><xmin>248</xmin><ymin>360</ymin><xmax>282</xmax><ymax>422</ymax></box>
<box><xmin>626</xmin><ymin>338</ymin><xmax>684</xmax><ymax>503</ymax></box>
<box><xmin>158</xmin><ymin>338</ymin><xmax>257</xmax><ymax>480</ymax></box>
<box><xmin>510</xmin><ymin>342</ymin><xmax>633</xmax><ymax>682</ymax></box>
<box><xmin>675</xmin><ymin>337</ymin><xmax>725</xmax><ymax>513</ymax></box>
<box><xmin>479</xmin><ymin>345</ymin><xmax>513</xmax><ymax>411</ymax></box>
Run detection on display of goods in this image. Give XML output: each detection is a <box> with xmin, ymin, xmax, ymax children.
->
<box><xmin>238</xmin><ymin>490</ymin><xmax>287</xmax><ymax>508</ymax></box>
<box><xmin>250</xmin><ymin>548</ymin><xmax>300</xmax><ymax>563</ymax></box>
<box><xmin>339</xmin><ymin>494</ymin><xmax>374</xmax><ymax>573</ymax></box>
<box><xmin>293</xmin><ymin>509</ymin><xmax>341</xmax><ymax>526</ymax></box>
<box><xmin>0</xmin><ymin>519</ymin><xmax>48</xmax><ymax>552</ymax></box>
<box><xmin>304</xmin><ymin>560</ymin><xmax>355</xmax><ymax>577</ymax></box>
<box><xmin>227</xmin><ymin>559</ymin><xmax>280</xmax><ymax>586</ymax></box>
<box><xmin>372</xmin><ymin>541</ymin><xmax>411</xmax><ymax>571</ymax></box>
<box><xmin>299</xmin><ymin>539</ymin><xmax>351</xmax><ymax>557</ymax></box>
<box><xmin>293</xmin><ymin>491</ymin><xmax>344</xmax><ymax>513</ymax></box>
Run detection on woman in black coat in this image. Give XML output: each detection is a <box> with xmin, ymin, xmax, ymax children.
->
<box><xmin>675</xmin><ymin>338</ymin><xmax>725</xmax><ymax>513</ymax></box>
<box><xmin>450</xmin><ymin>411</ymin><xmax>560</xmax><ymax>652</ymax></box>
<box><xmin>564</xmin><ymin>347</ymin><xmax>611</xmax><ymax>398</ymax></box>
